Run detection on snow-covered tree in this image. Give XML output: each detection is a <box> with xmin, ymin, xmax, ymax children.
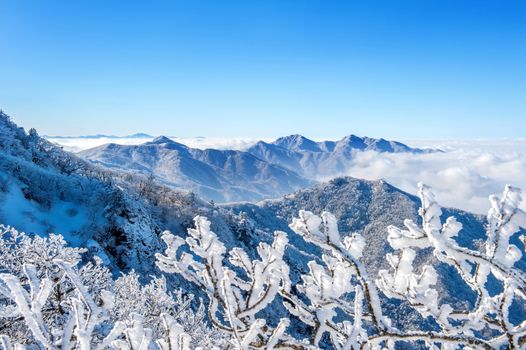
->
<box><xmin>156</xmin><ymin>216</ymin><xmax>299</xmax><ymax>349</ymax></box>
<box><xmin>156</xmin><ymin>184</ymin><xmax>526</xmax><ymax>349</ymax></box>
<box><xmin>375</xmin><ymin>183</ymin><xmax>526</xmax><ymax>349</ymax></box>
<box><xmin>111</xmin><ymin>272</ymin><xmax>228</xmax><ymax>349</ymax></box>
<box><xmin>0</xmin><ymin>226</ymin><xmax>225</xmax><ymax>349</ymax></box>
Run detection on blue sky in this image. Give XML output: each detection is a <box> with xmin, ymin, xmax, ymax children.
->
<box><xmin>0</xmin><ymin>0</ymin><xmax>525</xmax><ymax>139</ymax></box>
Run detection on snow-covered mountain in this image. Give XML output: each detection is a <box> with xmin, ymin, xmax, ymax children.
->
<box><xmin>248</xmin><ymin>134</ymin><xmax>432</xmax><ymax>177</ymax></box>
<box><xmin>78</xmin><ymin>136</ymin><xmax>311</xmax><ymax>202</ymax></box>
<box><xmin>75</xmin><ymin>133</ymin><xmax>434</xmax><ymax>202</ymax></box>
<box><xmin>227</xmin><ymin>177</ymin><xmax>487</xmax><ymax>287</ymax></box>
<box><xmin>3</xmin><ymin>111</ymin><xmax>524</xmax><ymax>342</ymax></box>
<box><xmin>0</xmin><ymin>112</ymin><xmax>175</xmax><ymax>273</ymax></box>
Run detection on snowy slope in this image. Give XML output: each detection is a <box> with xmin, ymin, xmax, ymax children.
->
<box><xmin>0</xmin><ymin>112</ymin><xmax>172</xmax><ymax>273</ymax></box>
<box><xmin>78</xmin><ymin>136</ymin><xmax>311</xmax><ymax>202</ymax></box>
<box><xmin>0</xmin><ymin>111</ymin><xmax>295</xmax><ymax>290</ymax></box>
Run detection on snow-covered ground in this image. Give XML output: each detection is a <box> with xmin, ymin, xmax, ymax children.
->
<box><xmin>0</xmin><ymin>181</ymin><xmax>90</xmax><ymax>245</ymax></box>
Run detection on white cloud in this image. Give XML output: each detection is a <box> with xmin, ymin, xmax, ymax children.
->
<box><xmin>45</xmin><ymin>137</ymin><xmax>154</xmax><ymax>152</ymax></box>
<box><xmin>173</xmin><ymin>137</ymin><xmax>266</xmax><ymax>151</ymax></box>
<box><xmin>45</xmin><ymin>136</ymin><xmax>264</xmax><ymax>153</ymax></box>
<box><xmin>343</xmin><ymin>139</ymin><xmax>526</xmax><ymax>214</ymax></box>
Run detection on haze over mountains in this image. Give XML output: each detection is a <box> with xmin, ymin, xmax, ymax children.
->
<box><xmin>39</xmin><ymin>126</ymin><xmax>526</xmax><ymax>215</ymax></box>
<box><xmin>45</xmin><ymin>133</ymin><xmax>154</xmax><ymax>139</ymax></box>
<box><xmin>78</xmin><ymin>134</ymin><xmax>430</xmax><ymax>202</ymax></box>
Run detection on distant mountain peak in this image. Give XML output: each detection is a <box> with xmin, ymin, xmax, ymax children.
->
<box><xmin>281</xmin><ymin>133</ymin><xmax>306</xmax><ymax>139</ymax></box>
<box><xmin>336</xmin><ymin>134</ymin><xmax>367</xmax><ymax>150</ymax></box>
<box><xmin>272</xmin><ymin>134</ymin><xmax>321</xmax><ymax>152</ymax></box>
<box><xmin>148</xmin><ymin>136</ymin><xmax>176</xmax><ymax>144</ymax></box>
<box><xmin>127</xmin><ymin>133</ymin><xmax>154</xmax><ymax>138</ymax></box>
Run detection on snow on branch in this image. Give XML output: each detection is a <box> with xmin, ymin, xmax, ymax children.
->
<box><xmin>377</xmin><ymin>183</ymin><xmax>526</xmax><ymax>349</ymax></box>
<box><xmin>157</xmin><ymin>184</ymin><xmax>526</xmax><ymax>349</ymax></box>
<box><xmin>2</xmin><ymin>183</ymin><xmax>526</xmax><ymax>349</ymax></box>
<box><xmin>155</xmin><ymin>216</ymin><xmax>300</xmax><ymax>349</ymax></box>
<box><xmin>0</xmin><ymin>259</ymin><xmax>194</xmax><ymax>349</ymax></box>
<box><xmin>0</xmin><ymin>226</ymin><xmax>215</xmax><ymax>349</ymax></box>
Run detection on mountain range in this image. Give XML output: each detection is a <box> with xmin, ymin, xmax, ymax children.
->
<box><xmin>78</xmin><ymin>134</ymin><xmax>432</xmax><ymax>202</ymax></box>
<box><xmin>1</xmin><ymin>111</ymin><xmax>524</xmax><ymax>336</ymax></box>
<box><xmin>247</xmin><ymin>134</ymin><xmax>432</xmax><ymax>177</ymax></box>
<box><xmin>78</xmin><ymin>136</ymin><xmax>311</xmax><ymax>202</ymax></box>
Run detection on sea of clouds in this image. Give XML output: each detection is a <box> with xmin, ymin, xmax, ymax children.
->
<box><xmin>45</xmin><ymin>136</ymin><xmax>263</xmax><ymax>153</ymax></box>
<box><xmin>47</xmin><ymin>136</ymin><xmax>526</xmax><ymax>214</ymax></box>
<box><xmin>345</xmin><ymin>139</ymin><xmax>526</xmax><ymax>214</ymax></box>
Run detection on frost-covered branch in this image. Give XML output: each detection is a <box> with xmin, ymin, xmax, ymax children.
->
<box><xmin>287</xmin><ymin>211</ymin><xmax>380</xmax><ymax>348</ymax></box>
<box><xmin>0</xmin><ymin>260</ymin><xmax>123</xmax><ymax>349</ymax></box>
<box><xmin>376</xmin><ymin>183</ymin><xmax>526</xmax><ymax>349</ymax></box>
<box><xmin>0</xmin><ymin>260</ymin><xmax>195</xmax><ymax>350</ymax></box>
<box><xmin>157</xmin><ymin>184</ymin><xmax>526</xmax><ymax>349</ymax></box>
<box><xmin>0</xmin><ymin>226</ymin><xmax>220</xmax><ymax>349</ymax></box>
<box><xmin>156</xmin><ymin>216</ymin><xmax>305</xmax><ymax>349</ymax></box>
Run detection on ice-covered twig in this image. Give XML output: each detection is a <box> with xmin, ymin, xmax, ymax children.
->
<box><xmin>289</xmin><ymin>211</ymin><xmax>387</xmax><ymax>343</ymax></box>
<box><xmin>378</xmin><ymin>183</ymin><xmax>526</xmax><ymax>348</ymax></box>
<box><xmin>156</xmin><ymin>216</ymin><xmax>293</xmax><ymax>348</ymax></box>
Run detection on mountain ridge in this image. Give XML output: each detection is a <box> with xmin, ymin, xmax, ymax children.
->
<box><xmin>79</xmin><ymin>136</ymin><xmax>311</xmax><ymax>202</ymax></box>
<box><xmin>247</xmin><ymin>133</ymin><xmax>433</xmax><ymax>177</ymax></box>
<box><xmin>76</xmin><ymin>133</ymin><xmax>434</xmax><ymax>201</ymax></box>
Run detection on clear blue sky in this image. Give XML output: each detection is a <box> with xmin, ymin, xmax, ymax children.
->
<box><xmin>0</xmin><ymin>0</ymin><xmax>525</xmax><ymax>139</ymax></box>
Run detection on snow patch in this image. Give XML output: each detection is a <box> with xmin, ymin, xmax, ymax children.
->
<box><xmin>0</xmin><ymin>182</ymin><xmax>90</xmax><ymax>245</ymax></box>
